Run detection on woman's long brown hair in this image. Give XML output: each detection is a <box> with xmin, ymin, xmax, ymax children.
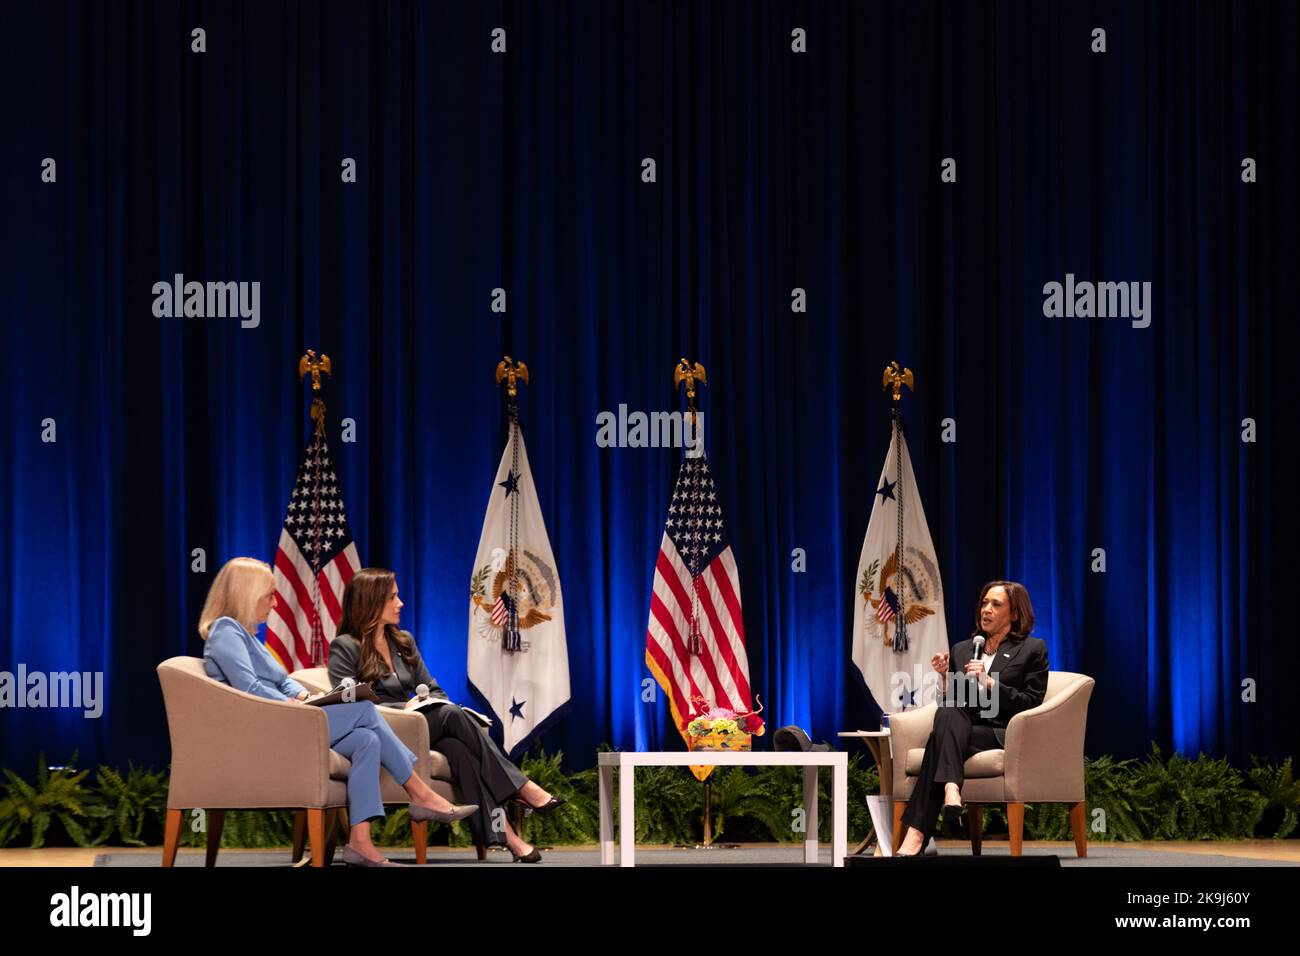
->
<box><xmin>338</xmin><ymin>567</ymin><xmax>420</xmax><ymax>682</ymax></box>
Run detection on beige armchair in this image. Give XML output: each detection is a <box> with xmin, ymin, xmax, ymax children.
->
<box><xmin>157</xmin><ymin>657</ymin><xmax>348</xmax><ymax>867</ymax></box>
<box><xmin>157</xmin><ymin>656</ymin><xmax>438</xmax><ymax>866</ymax></box>
<box><xmin>289</xmin><ymin>667</ymin><xmax>488</xmax><ymax>862</ymax></box>
<box><xmin>889</xmin><ymin>671</ymin><xmax>1094</xmax><ymax>857</ymax></box>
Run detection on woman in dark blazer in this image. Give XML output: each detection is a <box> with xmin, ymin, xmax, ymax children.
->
<box><xmin>329</xmin><ymin>567</ymin><xmax>564</xmax><ymax>863</ymax></box>
<box><xmin>895</xmin><ymin>580</ymin><xmax>1049</xmax><ymax>856</ymax></box>
<box><xmin>198</xmin><ymin>557</ymin><xmax>477</xmax><ymax>868</ymax></box>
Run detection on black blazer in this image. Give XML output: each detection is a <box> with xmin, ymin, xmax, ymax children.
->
<box><xmin>945</xmin><ymin>634</ymin><xmax>1049</xmax><ymax>742</ymax></box>
<box><xmin>327</xmin><ymin>631</ymin><xmax>449</xmax><ymax>706</ymax></box>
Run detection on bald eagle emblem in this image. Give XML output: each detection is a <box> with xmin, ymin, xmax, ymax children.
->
<box><xmin>471</xmin><ymin>549</ymin><xmax>558</xmax><ymax>648</ymax></box>
<box><xmin>859</xmin><ymin>546</ymin><xmax>941</xmax><ymax>648</ymax></box>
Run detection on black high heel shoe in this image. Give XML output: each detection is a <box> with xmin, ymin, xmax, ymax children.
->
<box><xmin>517</xmin><ymin>794</ymin><xmax>567</xmax><ymax>814</ymax></box>
<box><xmin>941</xmin><ymin>801</ymin><xmax>963</xmax><ymax>825</ymax></box>
<box><xmin>510</xmin><ymin>845</ymin><xmax>542</xmax><ymax>863</ymax></box>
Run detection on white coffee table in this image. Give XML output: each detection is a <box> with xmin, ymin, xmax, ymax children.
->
<box><xmin>597</xmin><ymin>750</ymin><xmax>849</xmax><ymax>867</ymax></box>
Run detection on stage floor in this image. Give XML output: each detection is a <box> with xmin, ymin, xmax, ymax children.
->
<box><xmin>2</xmin><ymin>840</ymin><xmax>1298</xmax><ymax>867</ymax></box>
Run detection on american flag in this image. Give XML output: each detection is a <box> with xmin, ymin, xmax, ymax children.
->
<box><xmin>265</xmin><ymin>430</ymin><xmax>360</xmax><ymax>671</ymax></box>
<box><xmin>644</xmin><ymin>454</ymin><xmax>753</xmax><ymax>738</ymax></box>
<box><xmin>876</xmin><ymin>586</ymin><xmax>898</xmax><ymax>623</ymax></box>
<box><xmin>490</xmin><ymin>591</ymin><xmax>513</xmax><ymax>628</ymax></box>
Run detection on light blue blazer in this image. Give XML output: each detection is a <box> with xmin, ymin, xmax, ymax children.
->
<box><xmin>203</xmin><ymin>616</ymin><xmax>307</xmax><ymax>701</ymax></box>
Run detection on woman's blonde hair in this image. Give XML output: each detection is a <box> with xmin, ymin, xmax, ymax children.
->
<box><xmin>198</xmin><ymin>557</ymin><xmax>274</xmax><ymax>639</ymax></box>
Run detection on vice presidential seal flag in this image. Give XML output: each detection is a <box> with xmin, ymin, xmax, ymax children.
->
<box><xmin>851</xmin><ymin>425</ymin><xmax>948</xmax><ymax>712</ymax></box>
<box><xmin>468</xmin><ymin>412</ymin><xmax>569</xmax><ymax>758</ymax></box>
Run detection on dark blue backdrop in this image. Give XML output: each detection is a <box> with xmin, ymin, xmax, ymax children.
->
<box><xmin>1</xmin><ymin>1</ymin><xmax>1296</xmax><ymax>774</ymax></box>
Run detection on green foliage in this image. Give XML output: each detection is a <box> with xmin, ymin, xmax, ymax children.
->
<box><xmin>963</xmin><ymin>747</ymin><xmax>1273</xmax><ymax>844</ymax></box>
<box><xmin>0</xmin><ymin>754</ymin><xmax>111</xmax><ymax>848</ymax></box>
<box><xmin>1</xmin><ymin>744</ymin><xmax>1297</xmax><ymax>849</ymax></box>
<box><xmin>517</xmin><ymin>748</ymin><xmax>599</xmax><ymax>845</ymax></box>
<box><xmin>708</xmin><ymin>766</ymin><xmax>801</xmax><ymax>841</ymax></box>
<box><xmin>91</xmin><ymin>765</ymin><xmax>170</xmax><ymax>847</ymax></box>
<box><xmin>1130</xmin><ymin>745</ymin><xmax>1266</xmax><ymax>840</ymax></box>
<box><xmin>1249</xmin><ymin>757</ymin><xmax>1300</xmax><ymax>839</ymax></box>
<box><xmin>373</xmin><ymin>807</ymin><xmax>417</xmax><ymax>846</ymax></box>
<box><xmin>186</xmin><ymin>810</ymin><xmax>300</xmax><ymax>849</ymax></box>
<box><xmin>631</xmin><ymin>764</ymin><xmax>704</xmax><ymax>844</ymax></box>
<box><xmin>1075</xmin><ymin>754</ymin><xmax>1148</xmax><ymax>841</ymax></box>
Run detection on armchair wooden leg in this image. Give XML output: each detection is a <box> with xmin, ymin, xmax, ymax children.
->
<box><xmin>204</xmin><ymin>810</ymin><xmax>225</xmax><ymax>867</ymax></box>
<box><xmin>1007</xmin><ymin>803</ymin><xmax>1024</xmax><ymax>856</ymax></box>
<box><xmin>411</xmin><ymin>820</ymin><xmax>428</xmax><ymax>865</ymax></box>
<box><xmin>322</xmin><ymin>808</ymin><xmax>343</xmax><ymax>866</ymax></box>
<box><xmin>162</xmin><ymin>808</ymin><xmax>183</xmax><ymax>867</ymax></box>
<box><xmin>307</xmin><ymin>809</ymin><xmax>327</xmax><ymax>868</ymax></box>
<box><xmin>892</xmin><ymin>801</ymin><xmax>907</xmax><ymax>853</ymax></box>
<box><xmin>1069</xmin><ymin>801</ymin><xmax>1088</xmax><ymax>858</ymax></box>
<box><xmin>475</xmin><ymin>840</ymin><xmax>487</xmax><ymax>861</ymax></box>
<box><xmin>291</xmin><ymin>810</ymin><xmax>307</xmax><ymax>864</ymax></box>
<box><xmin>968</xmin><ymin>805</ymin><xmax>983</xmax><ymax>856</ymax></box>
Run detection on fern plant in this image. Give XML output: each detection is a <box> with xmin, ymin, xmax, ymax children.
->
<box><xmin>1133</xmin><ymin>745</ymin><xmax>1266</xmax><ymax>840</ymax></box>
<box><xmin>706</xmin><ymin>766</ymin><xmax>795</xmax><ymax>841</ymax></box>
<box><xmin>0</xmin><ymin>753</ymin><xmax>111</xmax><ymax>848</ymax></box>
<box><xmin>92</xmin><ymin>765</ymin><xmax>169</xmax><ymax>846</ymax></box>
<box><xmin>1248</xmin><ymin>757</ymin><xmax>1300</xmax><ymax>839</ymax></box>
<box><xmin>517</xmin><ymin>748</ymin><xmax>599</xmax><ymax>845</ymax></box>
<box><xmin>1075</xmin><ymin>754</ymin><xmax>1147</xmax><ymax>841</ymax></box>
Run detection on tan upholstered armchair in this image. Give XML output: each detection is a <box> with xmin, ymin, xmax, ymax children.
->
<box><xmin>157</xmin><ymin>657</ymin><xmax>348</xmax><ymax>867</ymax></box>
<box><xmin>157</xmin><ymin>656</ymin><xmax>435</xmax><ymax>866</ymax></box>
<box><xmin>289</xmin><ymin>667</ymin><xmax>488</xmax><ymax>862</ymax></box>
<box><xmin>889</xmin><ymin>671</ymin><xmax>1095</xmax><ymax>857</ymax></box>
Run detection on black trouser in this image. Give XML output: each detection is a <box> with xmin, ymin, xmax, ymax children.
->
<box><xmin>900</xmin><ymin>703</ymin><xmax>1003</xmax><ymax>844</ymax></box>
<box><xmin>423</xmin><ymin>704</ymin><xmax>529</xmax><ymax>848</ymax></box>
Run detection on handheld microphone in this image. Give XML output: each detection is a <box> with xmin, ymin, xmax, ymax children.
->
<box><xmin>416</xmin><ymin>683</ymin><xmax>430</xmax><ymax>701</ymax></box>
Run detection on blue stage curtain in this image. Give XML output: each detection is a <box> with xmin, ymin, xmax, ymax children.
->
<box><xmin>0</xmin><ymin>1</ymin><xmax>1295</xmax><ymax>773</ymax></box>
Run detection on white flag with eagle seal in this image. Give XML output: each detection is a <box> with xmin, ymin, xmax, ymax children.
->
<box><xmin>467</xmin><ymin>415</ymin><xmax>570</xmax><ymax>758</ymax></box>
<box><xmin>851</xmin><ymin>426</ymin><xmax>948</xmax><ymax>713</ymax></box>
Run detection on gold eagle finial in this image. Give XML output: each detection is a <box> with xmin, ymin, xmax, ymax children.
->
<box><xmin>298</xmin><ymin>350</ymin><xmax>332</xmax><ymax>434</ymax></box>
<box><xmin>298</xmin><ymin>350</ymin><xmax>332</xmax><ymax>391</ymax></box>
<box><xmin>495</xmin><ymin>356</ymin><xmax>530</xmax><ymax>398</ymax></box>
<box><xmin>673</xmin><ymin>358</ymin><xmax>707</xmax><ymax>420</ymax></box>
<box><xmin>881</xmin><ymin>361</ymin><xmax>914</xmax><ymax>403</ymax></box>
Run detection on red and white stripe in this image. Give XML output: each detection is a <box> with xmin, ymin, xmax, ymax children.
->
<box><xmin>265</xmin><ymin>532</ymin><xmax>360</xmax><ymax>672</ymax></box>
<box><xmin>645</xmin><ymin>534</ymin><xmax>752</xmax><ymax>729</ymax></box>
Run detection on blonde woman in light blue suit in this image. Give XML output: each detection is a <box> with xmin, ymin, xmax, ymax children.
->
<box><xmin>197</xmin><ymin>557</ymin><xmax>477</xmax><ymax>866</ymax></box>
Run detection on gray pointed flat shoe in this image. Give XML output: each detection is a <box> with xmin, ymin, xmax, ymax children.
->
<box><xmin>341</xmin><ymin>845</ymin><xmax>406</xmax><ymax>867</ymax></box>
<box><xmin>409</xmin><ymin>802</ymin><xmax>479</xmax><ymax>824</ymax></box>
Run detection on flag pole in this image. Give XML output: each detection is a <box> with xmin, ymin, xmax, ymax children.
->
<box><xmin>298</xmin><ymin>350</ymin><xmax>332</xmax><ymax>665</ymax></box>
<box><xmin>495</xmin><ymin>356</ymin><xmax>530</xmax><ymax>653</ymax></box>
<box><xmin>674</xmin><ymin>359</ymin><xmax>707</xmax><ymax>655</ymax></box>
<box><xmin>672</xmin><ymin>359</ymin><xmax>730</xmax><ymax>850</ymax></box>
<box><xmin>881</xmin><ymin>361</ymin><xmax>914</xmax><ymax>653</ymax></box>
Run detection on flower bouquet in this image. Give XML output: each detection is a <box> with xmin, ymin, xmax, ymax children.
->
<box><xmin>684</xmin><ymin>695</ymin><xmax>765</xmax><ymax>752</ymax></box>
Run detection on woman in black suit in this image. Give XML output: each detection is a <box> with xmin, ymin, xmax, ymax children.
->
<box><xmin>328</xmin><ymin>567</ymin><xmax>563</xmax><ymax>862</ymax></box>
<box><xmin>895</xmin><ymin>580</ymin><xmax>1049</xmax><ymax>856</ymax></box>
